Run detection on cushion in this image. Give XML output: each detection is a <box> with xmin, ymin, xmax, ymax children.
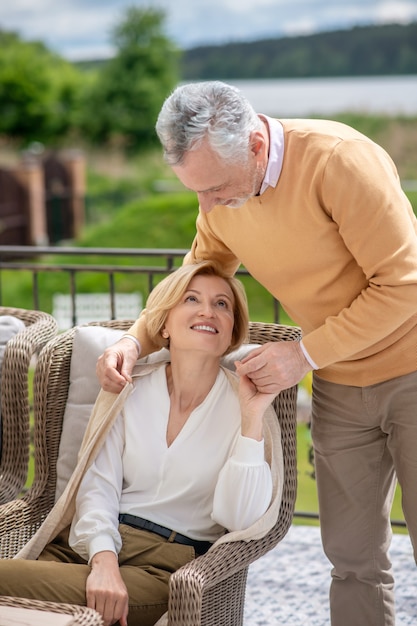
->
<box><xmin>0</xmin><ymin>316</ymin><xmax>26</xmax><ymax>454</ymax></box>
<box><xmin>55</xmin><ymin>325</ymin><xmax>260</xmax><ymax>500</ymax></box>
<box><xmin>55</xmin><ymin>326</ymin><xmax>125</xmax><ymax>500</ymax></box>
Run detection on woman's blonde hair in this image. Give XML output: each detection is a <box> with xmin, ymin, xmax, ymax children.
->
<box><xmin>145</xmin><ymin>260</ymin><xmax>249</xmax><ymax>354</ymax></box>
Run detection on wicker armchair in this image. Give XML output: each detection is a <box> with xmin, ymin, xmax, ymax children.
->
<box><xmin>0</xmin><ymin>320</ymin><xmax>300</xmax><ymax>626</ymax></box>
<box><xmin>0</xmin><ymin>595</ymin><xmax>103</xmax><ymax>625</ymax></box>
<box><xmin>0</xmin><ymin>307</ymin><xmax>58</xmax><ymax>504</ymax></box>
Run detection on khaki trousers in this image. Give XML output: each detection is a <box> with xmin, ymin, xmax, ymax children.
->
<box><xmin>311</xmin><ymin>370</ymin><xmax>417</xmax><ymax>626</ymax></box>
<box><xmin>0</xmin><ymin>524</ymin><xmax>195</xmax><ymax>626</ymax></box>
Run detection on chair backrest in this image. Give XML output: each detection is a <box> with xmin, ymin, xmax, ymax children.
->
<box><xmin>0</xmin><ymin>307</ymin><xmax>58</xmax><ymax>503</ymax></box>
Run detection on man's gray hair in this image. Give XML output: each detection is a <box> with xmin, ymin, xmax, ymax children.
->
<box><xmin>155</xmin><ymin>81</ymin><xmax>263</xmax><ymax>166</ymax></box>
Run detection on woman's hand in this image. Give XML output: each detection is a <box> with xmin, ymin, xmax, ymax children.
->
<box><xmin>86</xmin><ymin>551</ymin><xmax>129</xmax><ymax>626</ymax></box>
<box><xmin>236</xmin><ymin>370</ymin><xmax>277</xmax><ymax>441</ymax></box>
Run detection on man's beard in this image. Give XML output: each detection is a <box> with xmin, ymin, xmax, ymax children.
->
<box><xmin>224</xmin><ymin>195</ymin><xmax>253</xmax><ymax>209</ymax></box>
<box><xmin>223</xmin><ymin>161</ymin><xmax>265</xmax><ymax>209</ymax></box>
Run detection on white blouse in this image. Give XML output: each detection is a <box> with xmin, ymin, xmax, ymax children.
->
<box><xmin>69</xmin><ymin>366</ymin><xmax>273</xmax><ymax>562</ymax></box>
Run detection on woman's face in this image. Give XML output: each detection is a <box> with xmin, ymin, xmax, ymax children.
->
<box><xmin>163</xmin><ymin>274</ymin><xmax>235</xmax><ymax>357</ymax></box>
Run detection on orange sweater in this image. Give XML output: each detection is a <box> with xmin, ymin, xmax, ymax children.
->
<box><xmin>130</xmin><ymin>119</ymin><xmax>417</xmax><ymax>386</ymax></box>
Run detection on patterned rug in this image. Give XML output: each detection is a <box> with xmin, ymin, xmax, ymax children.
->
<box><xmin>244</xmin><ymin>525</ymin><xmax>417</xmax><ymax>625</ymax></box>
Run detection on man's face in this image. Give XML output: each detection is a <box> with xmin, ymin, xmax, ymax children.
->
<box><xmin>171</xmin><ymin>135</ymin><xmax>266</xmax><ymax>214</ymax></box>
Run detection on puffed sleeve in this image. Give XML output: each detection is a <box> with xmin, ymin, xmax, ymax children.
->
<box><xmin>211</xmin><ymin>435</ymin><xmax>272</xmax><ymax>531</ymax></box>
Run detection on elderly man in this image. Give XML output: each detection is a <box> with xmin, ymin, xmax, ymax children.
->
<box><xmin>97</xmin><ymin>80</ymin><xmax>417</xmax><ymax>626</ymax></box>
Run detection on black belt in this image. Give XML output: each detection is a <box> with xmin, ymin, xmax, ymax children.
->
<box><xmin>118</xmin><ymin>514</ymin><xmax>213</xmax><ymax>555</ymax></box>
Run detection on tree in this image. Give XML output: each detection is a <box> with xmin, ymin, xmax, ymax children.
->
<box><xmin>181</xmin><ymin>22</ymin><xmax>417</xmax><ymax>79</ymax></box>
<box><xmin>0</xmin><ymin>31</ymin><xmax>84</xmax><ymax>142</ymax></box>
<box><xmin>83</xmin><ymin>7</ymin><xmax>180</xmax><ymax>150</ymax></box>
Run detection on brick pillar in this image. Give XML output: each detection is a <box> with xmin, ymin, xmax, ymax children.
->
<box><xmin>62</xmin><ymin>150</ymin><xmax>86</xmax><ymax>239</ymax></box>
<box><xmin>14</xmin><ymin>157</ymin><xmax>49</xmax><ymax>246</ymax></box>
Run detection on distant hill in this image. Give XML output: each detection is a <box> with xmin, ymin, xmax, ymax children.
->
<box><xmin>75</xmin><ymin>22</ymin><xmax>417</xmax><ymax>79</ymax></box>
<box><xmin>180</xmin><ymin>22</ymin><xmax>417</xmax><ymax>79</ymax></box>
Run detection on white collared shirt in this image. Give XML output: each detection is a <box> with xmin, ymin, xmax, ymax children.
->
<box><xmin>258</xmin><ymin>115</ymin><xmax>285</xmax><ymax>194</ymax></box>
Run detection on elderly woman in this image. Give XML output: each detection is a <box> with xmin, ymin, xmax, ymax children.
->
<box><xmin>0</xmin><ymin>260</ymin><xmax>283</xmax><ymax>626</ymax></box>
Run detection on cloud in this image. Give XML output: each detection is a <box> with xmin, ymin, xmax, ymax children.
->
<box><xmin>0</xmin><ymin>0</ymin><xmax>416</xmax><ymax>60</ymax></box>
<box><xmin>0</xmin><ymin>0</ymin><xmax>130</xmax><ymax>59</ymax></box>
<box><xmin>375</xmin><ymin>0</ymin><xmax>417</xmax><ymax>23</ymax></box>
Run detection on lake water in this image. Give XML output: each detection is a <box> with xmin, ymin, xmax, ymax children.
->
<box><xmin>225</xmin><ymin>75</ymin><xmax>417</xmax><ymax>117</ymax></box>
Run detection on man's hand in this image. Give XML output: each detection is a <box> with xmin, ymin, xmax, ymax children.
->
<box><xmin>96</xmin><ymin>337</ymin><xmax>139</xmax><ymax>393</ymax></box>
<box><xmin>234</xmin><ymin>341</ymin><xmax>311</xmax><ymax>395</ymax></box>
<box><xmin>87</xmin><ymin>551</ymin><xmax>129</xmax><ymax>626</ymax></box>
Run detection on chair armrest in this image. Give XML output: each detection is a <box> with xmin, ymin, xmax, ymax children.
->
<box><xmin>0</xmin><ymin>494</ymin><xmax>48</xmax><ymax>558</ymax></box>
<box><xmin>0</xmin><ymin>308</ymin><xmax>58</xmax><ymax>503</ymax></box>
<box><xmin>0</xmin><ymin>596</ymin><xmax>103</xmax><ymax>625</ymax></box>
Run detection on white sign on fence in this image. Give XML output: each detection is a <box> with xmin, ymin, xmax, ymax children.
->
<box><xmin>53</xmin><ymin>293</ymin><xmax>142</xmax><ymax>330</ymax></box>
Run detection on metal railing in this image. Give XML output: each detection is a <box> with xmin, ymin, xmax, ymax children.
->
<box><xmin>0</xmin><ymin>245</ymin><xmax>281</xmax><ymax>326</ymax></box>
<box><xmin>0</xmin><ymin>244</ymin><xmax>407</xmax><ymax>529</ymax></box>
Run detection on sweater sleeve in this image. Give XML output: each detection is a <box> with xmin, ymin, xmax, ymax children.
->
<box><xmin>302</xmin><ymin>139</ymin><xmax>417</xmax><ymax>367</ymax></box>
<box><xmin>126</xmin><ymin>309</ymin><xmax>160</xmax><ymax>357</ymax></box>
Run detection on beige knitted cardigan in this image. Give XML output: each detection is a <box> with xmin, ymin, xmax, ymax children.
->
<box><xmin>16</xmin><ymin>362</ymin><xmax>284</xmax><ymax>561</ymax></box>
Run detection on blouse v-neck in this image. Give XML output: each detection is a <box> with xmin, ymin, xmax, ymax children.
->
<box><xmin>160</xmin><ymin>364</ymin><xmax>224</xmax><ymax>447</ymax></box>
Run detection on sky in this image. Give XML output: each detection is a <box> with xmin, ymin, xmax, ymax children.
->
<box><xmin>0</xmin><ymin>0</ymin><xmax>416</xmax><ymax>61</ymax></box>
